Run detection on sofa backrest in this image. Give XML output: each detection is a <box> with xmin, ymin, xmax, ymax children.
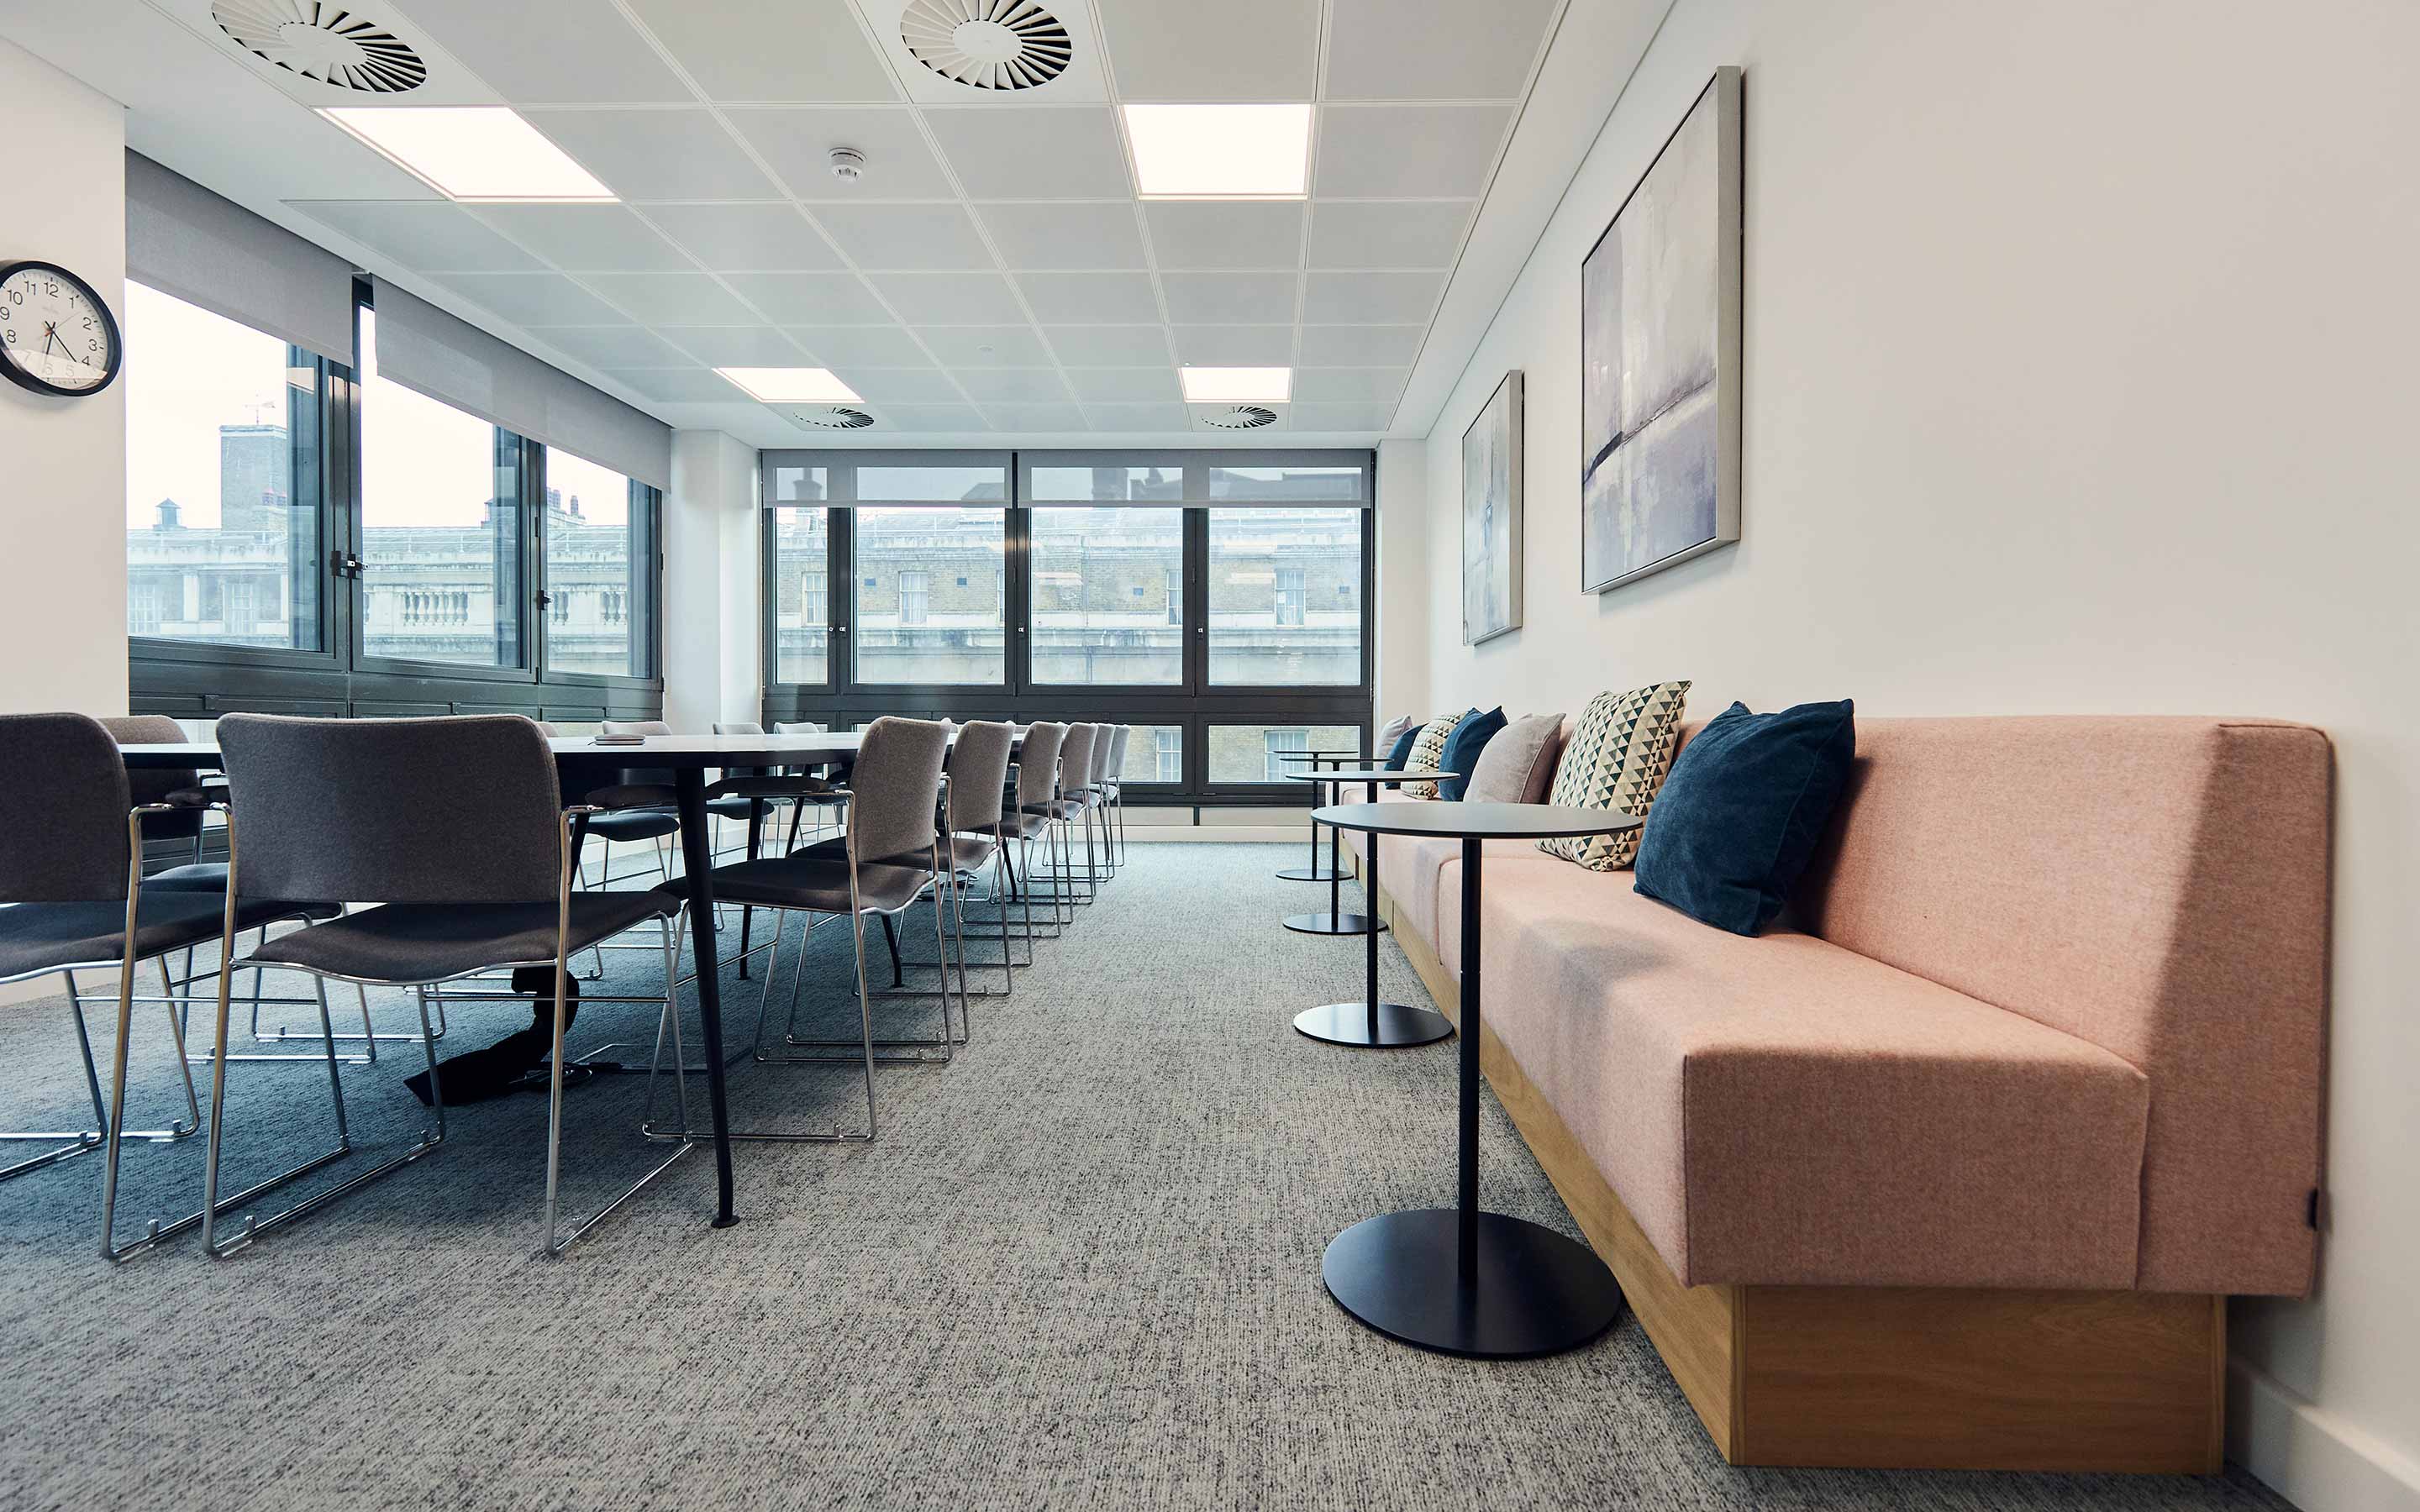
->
<box><xmin>1776</xmin><ymin>716</ymin><xmax>2330</xmax><ymax>1295</ymax></box>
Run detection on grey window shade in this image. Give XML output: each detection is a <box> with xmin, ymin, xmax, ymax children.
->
<box><xmin>1018</xmin><ymin>450</ymin><xmax>1372</xmax><ymax>506</ymax></box>
<box><xmin>124</xmin><ymin>152</ymin><xmax>355</xmax><ymax>365</ymax></box>
<box><xmin>371</xmin><ymin>278</ymin><xmax>671</xmax><ymax>491</ymax></box>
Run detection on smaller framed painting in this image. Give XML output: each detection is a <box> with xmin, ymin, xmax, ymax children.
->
<box><xmin>1461</xmin><ymin>370</ymin><xmax>1524</xmax><ymax>645</ymax></box>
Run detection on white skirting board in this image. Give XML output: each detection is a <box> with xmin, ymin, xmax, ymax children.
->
<box><xmin>2230</xmin><ymin>1360</ymin><xmax>2420</xmax><ymax>1512</ymax></box>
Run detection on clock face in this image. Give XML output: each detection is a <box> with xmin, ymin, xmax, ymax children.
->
<box><xmin>0</xmin><ymin>261</ymin><xmax>122</xmax><ymax>397</ymax></box>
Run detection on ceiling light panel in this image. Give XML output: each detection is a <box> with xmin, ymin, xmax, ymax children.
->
<box><xmin>1123</xmin><ymin>104</ymin><xmax>1311</xmax><ymax>198</ymax></box>
<box><xmin>718</xmin><ymin>367</ymin><xmax>865</xmax><ymax>404</ymax></box>
<box><xmin>322</xmin><ymin>107</ymin><xmax>614</xmax><ymax>201</ymax></box>
<box><xmin>1180</xmin><ymin>366</ymin><xmax>1292</xmax><ymax>403</ymax></box>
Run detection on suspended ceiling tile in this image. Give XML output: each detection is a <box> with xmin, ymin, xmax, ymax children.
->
<box><xmin>1170</xmin><ymin>325</ymin><xmax>1295</xmax><ymax>365</ymax></box>
<box><xmin>624</xmin><ymin>0</ymin><xmax>898</xmax><ymax>103</ymax></box>
<box><xmin>1082</xmin><ymin>402</ymin><xmax>1197</xmax><ymax>432</ymax></box>
<box><xmin>915</xmin><ymin>327</ymin><xmax>1055</xmax><ymax>366</ymax></box>
<box><xmin>1322</xmin><ymin>0</ymin><xmax>1557</xmax><ymax>102</ymax></box>
<box><xmin>639</xmin><ymin>203</ymin><xmax>844</xmax><ymax>270</ymax></box>
<box><xmin>812</xmin><ymin>203</ymin><xmax>997</xmax><ymax>270</ymax></box>
<box><xmin>870</xmin><ymin>271</ymin><xmax>1026</xmax><ymax>324</ymax></box>
<box><xmin>1289</xmin><ymin>402</ymin><xmax>1396</xmax><ymax>432</ymax></box>
<box><xmin>955</xmin><ymin>369</ymin><xmax>1075</xmax><ymax>403</ymax></box>
<box><xmin>1062</xmin><ymin>368</ymin><xmax>1184</xmax><ymax>403</ymax></box>
<box><xmin>833</xmin><ymin>369</ymin><xmax>965</xmax><ymax>402</ymax></box>
<box><xmin>881</xmin><ymin>404</ymin><xmax>990</xmax><ymax>432</ymax></box>
<box><xmin>1291</xmin><ymin>367</ymin><xmax>1408</xmax><ymax>403</ymax></box>
<box><xmin>527</xmin><ymin>108</ymin><xmax>781</xmax><ymax>201</ymax></box>
<box><xmin>1043</xmin><ymin>325</ymin><xmax>1173</xmax><ymax>366</ymax></box>
<box><xmin>429</xmin><ymin>271</ymin><xmax>629</xmax><ymax>326</ymax></box>
<box><xmin>976</xmin><ymin>202</ymin><xmax>1148</xmax><ymax>270</ymax></box>
<box><xmin>652</xmin><ymin>326</ymin><xmax>813</xmax><ymax>366</ymax></box>
<box><xmin>583</xmin><ymin>272</ymin><xmax>760</xmax><ymax>325</ymax></box>
<box><xmin>395</xmin><ymin>0</ymin><xmax>692</xmax><ymax>104</ymax></box>
<box><xmin>1160</xmin><ymin>272</ymin><xmax>1298</xmax><ymax>325</ymax></box>
<box><xmin>1097</xmin><ymin>0</ymin><xmax>1320</xmax><ymax>101</ymax></box>
<box><xmin>1297</xmin><ymin>324</ymin><xmax>1426</xmax><ymax>366</ymax></box>
<box><xmin>784</xmin><ymin>325</ymin><xmax>935</xmax><ymax>366</ymax></box>
<box><xmin>1307</xmin><ymin>200</ymin><xmax>1473</xmax><ymax>269</ymax></box>
<box><xmin>923</xmin><ymin>107</ymin><xmax>1134</xmax><ymax>199</ymax></box>
<box><xmin>981</xmin><ymin>402</ymin><xmax>1089</xmax><ymax>431</ymax></box>
<box><xmin>1313</xmin><ymin>104</ymin><xmax>1512</xmax><ymax>198</ymax></box>
<box><xmin>471</xmin><ymin>205</ymin><xmax>693</xmax><ymax>271</ymax></box>
<box><xmin>524</xmin><ymin>324</ymin><xmax>697</xmax><ymax>367</ymax></box>
<box><xmin>599</xmin><ymin>367</ymin><xmax>748</xmax><ymax>402</ymax></box>
<box><xmin>1142</xmin><ymin>202</ymin><xmax>1305</xmax><ymax>270</ymax></box>
<box><xmin>1016</xmin><ymin>270</ymin><xmax>1160</xmax><ymax>324</ymax></box>
<box><xmin>288</xmin><ymin>201</ymin><xmax>545</xmax><ymax>272</ymax></box>
<box><xmin>726</xmin><ymin>108</ymin><xmax>957</xmax><ymax>200</ymax></box>
<box><xmin>719</xmin><ymin>272</ymin><xmax>895</xmax><ymax>324</ymax></box>
<box><xmin>1301</xmin><ymin>270</ymin><xmax>1445</xmax><ymax>325</ymax></box>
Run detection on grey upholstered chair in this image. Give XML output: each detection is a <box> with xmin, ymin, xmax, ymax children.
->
<box><xmin>578</xmin><ymin>719</ymin><xmax>681</xmax><ymax>887</ymax></box>
<box><xmin>649</xmin><ymin>717</ymin><xmax>954</xmax><ymax>1143</ymax></box>
<box><xmin>1086</xmin><ymin>724</ymin><xmax>1124</xmax><ymax>879</ymax></box>
<box><xmin>1030</xmin><ymin>722</ymin><xmax>1098</xmax><ymax>908</ymax></box>
<box><xmin>201</xmin><ymin>713</ymin><xmax>688</xmax><ymax>1258</ymax></box>
<box><xmin>1103</xmin><ymin>726</ymin><xmax>1133</xmax><ymax>869</ymax></box>
<box><xmin>932</xmin><ymin>720</ymin><xmax>1020</xmax><ymax>998</ymax></box>
<box><xmin>998</xmin><ymin>722</ymin><xmax>1071</xmax><ymax>936</ymax></box>
<box><xmin>0</xmin><ymin>713</ymin><xmax>339</xmax><ymax>1260</ymax></box>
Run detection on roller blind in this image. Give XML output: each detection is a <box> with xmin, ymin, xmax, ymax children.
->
<box><xmin>124</xmin><ymin>152</ymin><xmax>356</xmax><ymax>365</ymax></box>
<box><xmin>370</xmin><ymin>278</ymin><xmax>671</xmax><ymax>491</ymax></box>
<box><xmin>1020</xmin><ymin>450</ymin><xmax>1372</xmax><ymax>506</ymax></box>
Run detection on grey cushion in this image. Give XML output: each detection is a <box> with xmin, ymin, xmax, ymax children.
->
<box><xmin>1465</xmin><ymin>712</ymin><xmax>1567</xmax><ymax>805</ymax></box>
<box><xmin>245</xmin><ymin>892</ymin><xmax>679</xmax><ymax>984</ymax></box>
<box><xmin>656</xmin><ymin>854</ymin><xmax>932</xmax><ymax>916</ymax></box>
<box><xmin>0</xmin><ymin>891</ymin><xmax>327</xmax><ymax>983</ymax></box>
<box><xmin>144</xmin><ymin>864</ymin><xmax>344</xmax><ymax>921</ymax></box>
<box><xmin>1377</xmin><ymin>712</ymin><xmax>1421</xmax><ymax>754</ymax></box>
<box><xmin>586</xmin><ymin>808</ymin><xmax>681</xmax><ymax>843</ymax></box>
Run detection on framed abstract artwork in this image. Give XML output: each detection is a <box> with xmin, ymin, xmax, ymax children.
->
<box><xmin>1461</xmin><ymin>370</ymin><xmax>1523</xmax><ymax>645</ymax></box>
<box><xmin>1580</xmin><ymin>66</ymin><xmax>1744</xmax><ymax>593</ymax></box>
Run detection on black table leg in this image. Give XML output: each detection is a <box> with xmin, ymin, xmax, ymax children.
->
<box><xmin>1294</xmin><ymin>780</ymin><xmax>1449</xmax><ymax>1048</ymax></box>
<box><xmin>1320</xmin><ymin>836</ymin><xmax>1622</xmax><ymax>1356</ymax></box>
<box><xmin>1285</xmin><ymin>777</ymin><xmax>1383</xmax><ymax>937</ymax></box>
<box><xmin>1276</xmin><ymin>761</ymin><xmax>1339</xmax><ymax>882</ymax></box>
<box><xmin>736</xmin><ymin>798</ymin><xmax>764</xmax><ymax>979</ymax></box>
<box><xmin>672</xmin><ymin>768</ymin><xmax>738</xmax><ymax>1229</ymax></box>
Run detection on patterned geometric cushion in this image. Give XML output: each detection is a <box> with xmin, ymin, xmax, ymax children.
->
<box><xmin>1537</xmin><ymin>680</ymin><xmax>1692</xmax><ymax>870</ymax></box>
<box><xmin>1399</xmin><ymin>711</ymin><xmax>1465</xmax><ymax>800</ymax></box>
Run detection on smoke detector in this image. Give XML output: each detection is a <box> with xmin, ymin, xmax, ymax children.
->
<box><xmin>1200</xmin><ymin>406</ymin><xmax>1278</xmax><ymax>430</ymax></box>
<box><xmin>789</xmin><ymin>406</ymin><xmax>876</xmax><ymax>430</ymax></box>
<box><xmin>900</xmin><ymin>0</ymin><xmax>1072</xmax><ymax>91</ymax></box>
<box><xmin>211</xmin><ymin>0</ymin><xmax>429</xmax><ymax>93</ymax></box>
<box><xmin>828</xmin><ymin>146</ymin><xmax>867</xmax><ymax>181</ymax></box>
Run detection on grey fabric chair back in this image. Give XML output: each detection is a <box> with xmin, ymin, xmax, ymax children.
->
<box><xmin>600</xmin><ymin>719</ymin><xmax>674</xmax><ymax>790</ymax></box>
<box><xmin>602</xmin><ymin>720</ymin><xmax>671</xmax><ymax>736</ymax></box>
<box><xmin>1014</xmin><ymin>722</ymin><xmax>1066</xmax><ymax>811</ymax></box>
<box><xmin>1085</xmin><ymin>723</ymin><xmax>1115</xmax><ymax>790</ymax></box>
<box><xmin>1104</xmin><ymin>726</ymin><xmax>1129</xmax><ymax>785</ymax></box>
<box><xmin>844</xmin><ymin>717</ymin><xmax>948</xmax><ymax>869</ymax></box>
<box><xmin>101</xmin><ymin>714</ymin><xmax>203</xmax><ymax>843</ymax></box>
<box><xmin>532</xmin><ymin>721</ymin><xmax>562</xmax><ymax>738</ymax></box>
<box><xmin>218</xmin><ymin>714</ymin><xmax>564</xmax><ymax>904</ymax></box>
<box><xmin>713</xmin><ymin>722</ymin><xmax>763</xmax><ymax>734</ymax></box>
<box><xmin>1055</xmin><ymin>723</ymin><xmax>1097</xmax><ymax>798</ymax></box>
<box><xmin>944</xmin><ymin>721</ymin><xmax>1015</xmax><ymax>832</ymax></box>
<box><xmin>0</xmin><ymin>712</ymin><xmax>133</xmax><ymax>903</ymax></box>
<box><xmin>776</xmin><ymin>722</ymin><xmax>828</xmax><ymax>735</ymax></box>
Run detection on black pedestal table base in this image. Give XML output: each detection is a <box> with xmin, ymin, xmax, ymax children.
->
<box><xmin>1323</xmin><ymin>1209</ymin><xmax>1624</xmax><ymax>1358</ymax></box>
<box><xmin>1293</xmin><ymin>1000</ymin><xmax>1452</xmax><ymax>1047</ymax></box>
<box><xmin>1275</xmin><ymin>865</ymin><xmax>1344</xmax><ymax>882</ymax></box>
<box><xmin>1282</xmin><ymin>911</ymin><xmax>1383</xmax><ymax>937</ymax></box>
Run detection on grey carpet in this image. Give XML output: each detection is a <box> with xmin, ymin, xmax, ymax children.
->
<box><xmin>0</xmin><ymin>844</ymin><xmax>2292</xmax><ymax>1512</ymax></box>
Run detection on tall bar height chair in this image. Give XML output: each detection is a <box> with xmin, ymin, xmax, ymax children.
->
<box><xmin>646</xmin><ymin>717</ymin><xmax>952</xmax><ymax>1142</ymax></box>
<box><xmin>0</xmin><ymin>713</ymin><xmax>340</xmax><ymax>1258</ymax></box>
<box><xmin>197</xmin><ymin>714</ymin><xmax>688</xmax><ymax>1259</ymax></box>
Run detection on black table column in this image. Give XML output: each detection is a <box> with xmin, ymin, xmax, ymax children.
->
<box><xmin>1293</xmin><ymin>774</ymin><xmax>1453</xmax><ymax>1048</ymax></box>
<box><xmin>671</xmin><ymin>767</ymin><xmax>738</xmax><ymax>1228</ymax></box>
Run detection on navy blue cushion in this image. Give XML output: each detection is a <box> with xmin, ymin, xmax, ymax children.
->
<box><xmin>1633</xmin><ymin>700</ymin><xmax>1856</xmax><ymax>936</ymax></box>
<box><xmin>1383</xmin><ymin>725</ymin><xmax>1423</xmax><ymax>771</ymax></box>
<box><xmin>1436</xmin><ymin>706</ymin><xmax>1506</xmax><ymax>801</ymax></box>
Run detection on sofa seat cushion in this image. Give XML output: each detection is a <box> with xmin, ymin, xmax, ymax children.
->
<box><xmin>1439</xmin><ymin>853</ymin><xmax>2151</xmax><ymax>1291</ymax></box>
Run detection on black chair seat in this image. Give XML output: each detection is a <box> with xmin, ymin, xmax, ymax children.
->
<box><xmin>658</xmin><ymin>854</ymin><xmax>931</xmax><ymax>916</ymax></box>
<box><xmin>244</xmin><ymin>892</ymin><xmax>679</xmax><ymax>984</ymax></box>
<box><xmin>585</xmin><ymin>808</ymin><xmax>680</xmax><ymax>843</ymax></box>
<box><xmin>142</xmin><ymin>864</ymin><xmax>345</xmax><ymax>921</ymax></box>
<box><xmin>706</xmin><ymin>795</ymin><xmax>771</xmax><ymax>821</ymax></box>
<box><xmin>0</xmin><ymin>892</ymin><xmax>324</xmax><ymax>983</ymax></box>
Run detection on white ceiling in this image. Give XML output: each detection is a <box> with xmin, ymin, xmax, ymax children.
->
<box><xmin>0</xmin><ymin>0</ymin><xmax>1673</xmax><ymax>449</ymax></box>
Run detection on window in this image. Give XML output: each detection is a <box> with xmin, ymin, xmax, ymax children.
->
<box><xmin>1117</xmin><ymin>725</ymin><xmax>1182</xmax><ymax>785</ymax></box>
<box><xmin>1207</xmin><ymin>725</ymin><xmax>1364</xmax><ymax>786</ymax></box>
<box><xmin>771</xmin><ymin>507</ymin><xmax>829</xmax><ymax>685</ymax></box>
<box><xmin>357</xmin><ymin>305</ymin><xmax>521</xmax><ymax>668</ymax></box>
<box><xmin>1028</xmin><ymin>507</ymin><xmax>1184</xmax><ymax>686</ymax></box>
<box><xmin>123</xmin><ymin>282</ymin><xmax>322</xmax><ymax>650</ymax></box>
<box><xmin>1207</xmin><ymin>508</ymin><xmax>1363</xmax><ymax>686</ymax></box>
<box><xmin>540</xmin><ymin>447</ymin><xmax>652</xmax><ymax>678</ymax></box>
<box><xmin>852</xmin><ymin>507</ymin><xmax>1006</xmax><ymax>685</ymax></box>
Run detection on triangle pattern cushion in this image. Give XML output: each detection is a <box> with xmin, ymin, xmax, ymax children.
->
<box><xmin>1399</xmin><ymin>711</ymin><xmax>1466</xmax><ymax>800</ymax></box>
<box><xmin>1539</xmin><ymin>680</ymin><xmax>1692</xmax><ymax>870</ymax></box>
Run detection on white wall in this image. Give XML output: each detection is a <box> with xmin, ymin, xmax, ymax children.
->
<box><xmin>1373</xmin><ymin>438</ymin><xmax>1430</xmax><ymax>727</ymax></box>
<box><xmin>663</xmin><ymin>428</ymin><xmax>759</xmax><ymax>732</ymax></box>
<box><xmin>0</xmin><ymin>37</ymin><xmax>127</xmax><ymax>718</ymax></box>
<box><xmin>1403</xmin><ymin>2</ymin><xmax>2420</xmax><ymax>1506</ymax></box>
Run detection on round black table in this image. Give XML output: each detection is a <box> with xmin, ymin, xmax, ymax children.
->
<box><xmin>1281</xmin><ymin>764</ymin><xmax>1441</xmax><ymax>937</ymax></box>
<box><xmin>1293</xmin><ymin>769</ymin><xmax>1458</xmax><ymax>1049</ymax></box>
<box><xmin>1311</xmin><ymin>801</ymin><xmax>1643</xmax><ymax>1358</ymax></box>
<box><xmin>1276</xmin><ymin>750</ymin><xmax>1363</xmax><ymax>882</ymax></box>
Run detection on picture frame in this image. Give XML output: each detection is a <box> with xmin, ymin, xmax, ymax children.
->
<box><xmin>1461</xmin><ymin>370</ymin><xmax>1524</xmax><ymax>645</ymax></box>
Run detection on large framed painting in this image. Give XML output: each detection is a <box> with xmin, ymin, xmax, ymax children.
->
<box><xmin>1461</xmin><ymin>370</ymin><xmax>1523</xmax><ymax>645</ymax></box>
<box><xmin>1581</xmin><ymin>66</ymin><xmax>1744</xmax><ymax>593</ymax></box>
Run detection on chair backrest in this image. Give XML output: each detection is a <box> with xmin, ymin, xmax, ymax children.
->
<box><xmin>602</xmin><ymin>719</ymin><xmax>671</xmax><ymax>736</ymax></box>
<box><xmin>1085</xmin><ymin>723</ymin><xmax>1116</xmax><ymax>788</ymax></box>
<box><xmin>1105</xmin><ymin>725</ymin><xmax>1130</xmax><ymax>784</ymax></box>
<box><xmin>599</xmin><ymin>719</ymin><xmax>674</xmax><ymax>789</ymax></box>
<box><xmin>844</xmin><ymin>717</ymin><xmax>949</xmax><ymax>869</ymax></box>
<box><xmin>776</xmin><ymin>722</ymin><xmax>828</xmax><ymax>735</ymax></box>
<box><xmin>532</xmin><ymin>720</ymin><xmax>562</xmax><ymax>738</ymax></box>
<box><xmin>218</xmin><ymin>714</ymin><xmax>565</xmax><ymax>904</ymax></box>
<box><xmin>101</xmin><ymin>714</ymin><xmax>203</xmax><ymax>843</ymax></box>
<box><xmin>713</xmin><ymin>722</ymin><xmax>763</xmax><ymax>735</ymax></box>
<box><xmin>945</xmin><ymin>721</ymin><xmax>1015</xmax><ymax>832</ymax></box>
<box><xmin>1015</xmin><ymin>722</ymin><xmax>1066</xmax><ymax>811</ymax></box>
<box><xmin>0</xmin><ymin>712</ymin><xmax>134</xmax><ymax>904</ymax></box>
<box><xmin>1055</xmin><ymin>723</ymin><xmax>1097</xmax><ymax>797</ymax></box>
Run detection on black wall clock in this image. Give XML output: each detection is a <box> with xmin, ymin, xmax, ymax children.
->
<box><xmin>0</xmin><ymin>260</ymin><xmax>123</xmax><ymax>398</ymax></box>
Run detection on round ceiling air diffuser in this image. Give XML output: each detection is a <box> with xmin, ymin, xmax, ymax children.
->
<box><xmin>790</xmin><ymin>407</ymin><xmax>877</xmax><ymax>430</ymax></box>
<box><xmin>212</xmin><ymin>0</ymin><xmax>429</xmax><ymax>94</ymax></box>
<box><xmin>900</xmin><ymin>0</ymin><xmax>1072</xmax><ymax>92</ymax></box>
<box><xmin>1201</xmin><ymin>406</ymin><xmax>1278</xmax><ymax>430</ymax></box>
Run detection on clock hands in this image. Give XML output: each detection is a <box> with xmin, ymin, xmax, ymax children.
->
<box><xmin>37</xmin><ymin>321</ymin><xmax>95</xmax><ymax>368</ymax></box>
